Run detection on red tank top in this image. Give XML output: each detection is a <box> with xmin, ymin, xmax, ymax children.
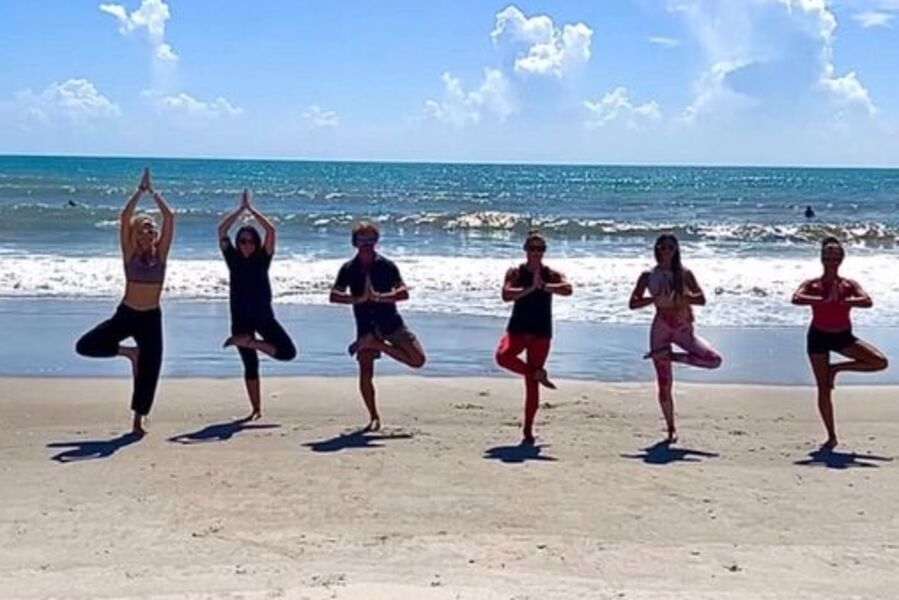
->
<box><xmin>810</xmin><ymin>279</ymin><xmax>852</xmax><ymax>331</ymax></box>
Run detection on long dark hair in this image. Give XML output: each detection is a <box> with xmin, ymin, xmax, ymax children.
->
<box><xmin>654</xmin><ymin>234</ymin><xmax>684</xmax><ymax>296</ymax></box>
<box><xmin>235</xmin><ymin>225</ymin><xmax>263</xmax><ymax>257</ymax></box>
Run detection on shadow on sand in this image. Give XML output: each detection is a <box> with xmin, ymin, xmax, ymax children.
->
<box><xmin>794</xmin><ymin>446</ymin><xmax>893</xmax><ymax>470</ymax></box>
<box><xmin>47</xmin><ymin>432</ymin><xmax>143</xmax><ymax>463</ymax></box>
<box><xmin>168</xmin><ymin>418</ymin><xmax>280</xmax><ymax>444</ymax></box>
<box><xmin>621</xmin><ymin>440</ymin><xmax>719</xmax><ymax>465</ymax></box>
<box><xmin>303</xmin><ymin>428</ymin><xmax>414</xmax><ymax>453</ymax></box>
<box><xmin>483</xmin><ymin>441</ymin><xmax>558</xmax><ymax>464</ymax></box>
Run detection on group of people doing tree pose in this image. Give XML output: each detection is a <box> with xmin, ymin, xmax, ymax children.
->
<box><xmin>76</xmin><ymin>169</ymin><xmax>888</xmax><ymax>449</ymax></box>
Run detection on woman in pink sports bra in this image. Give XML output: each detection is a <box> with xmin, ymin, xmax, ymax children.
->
<box><xmin>792</xmin><ymin>237</ymin><xmax>887</xmax><ymax>449</ymax></box>
<box><xmin>75</xmin><ymin>168</ymin><xmax>174</xmax><ymax>436</ymax></box>
<box><xmin>629</xmin><ymin>234</ymin><xmax>722</xmax><ymax>442</ymax></box>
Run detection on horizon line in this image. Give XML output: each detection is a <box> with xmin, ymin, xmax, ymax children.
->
<box><xmin>1</xmin><ymin>152</ymin><xmax>898</xmax><ymax>171</ymax></box>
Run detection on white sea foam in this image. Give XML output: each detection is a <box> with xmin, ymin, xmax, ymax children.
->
<box><xmin>1</xmin><ymin>253</ymin><xmax>897</xmax><ymax>327</ymax></box>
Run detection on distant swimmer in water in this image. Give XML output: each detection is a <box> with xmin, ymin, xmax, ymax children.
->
<box><xmin>629</xmin><ymin>234</ymin><xmax>722</xmax><ymax>443</ymax></box>
<box><xmin>66</xmin><ymin>200</ymin><xmax>79</xmax><ymax>208</ymax></box>
<box><xmin>792</xmin><ymin>237</ymin><xmax>888</xmax><ymax>449</ymax></box>
<box><xmin>805</xmin><ymin>205</ymin><xmax>815</xmax><ymax>219</ymax></box>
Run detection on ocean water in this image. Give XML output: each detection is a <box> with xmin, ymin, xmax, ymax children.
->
<box><xmin>2</xmin><ymin>155</ymin><xmax>899</xmax><ymax>329</ymax></box>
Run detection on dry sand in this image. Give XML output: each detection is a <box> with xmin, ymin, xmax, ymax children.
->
<box><xmin>1</xmin><ymin>376</ymin><xmax>897</xmax><ymax>599</ymax></box>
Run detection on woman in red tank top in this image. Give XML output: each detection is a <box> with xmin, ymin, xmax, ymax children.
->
<box><xmin>791</xmin><ymin>237</ymin><xmax>888</xmax><ymax>449</ymax></box>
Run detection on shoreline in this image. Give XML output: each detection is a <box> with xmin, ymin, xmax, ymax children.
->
<box><xmin>3</xmin><ymin>297</ymin><xmax>898</xmax><ymax>384</ymax></box>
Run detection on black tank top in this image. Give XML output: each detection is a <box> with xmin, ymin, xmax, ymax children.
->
<box><xmin>507</xmin><ymin>264</ymin><xmax>554</xmax><ymax>338</ymax></box>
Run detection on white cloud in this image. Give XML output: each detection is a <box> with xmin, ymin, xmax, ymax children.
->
<box><xmin>303</xmin><ymin>105</ymin><xmax>339</xmax><ymax>128</ymax></box>
<box><xmin>155</xmin><ymin>42</ymin><xmax>177</xmax><ymax>62</ymax></box>
<box><xmin>15</xmin><ymin>79</ymin><xmax>121</xmax><ymax>125</ymax></box>
<box><xmin>146</xmin><ymin>91</ymin><xmax>243</xmax><ymax>119</ymax></box>
<box><xmin>424</xmin><ymin>69</ymin><xmax>515</xmax><ymax>128</ymax></box>
<box><xmin>820</xmin><ymin>69</ymin><xmax>877</xmax><ymax>114</ymax></box>
<box><xmin>671</xmin><ymin>0</ymin><xmax>877</xmax><ymax>120</ymax></box>
<box><xmin>681</xmin><ymin>60</ymin><xmax>759</xmax><ymax>123</ymax></box>
<box><xmin>852</xmin><ymin>11</ymin><xmax>894</xmax><ymax>27</ymax></box>
<box><xmin>584</xmin><ymin>87</ymin><xmax>662</xmax><ymax>130</ymax></box>
<box><xmin>649</xmin><ymin>36</ymin><xmax>680</xmax><ymax>48</ymax></box>
<box><xmin>100</xmin><ymin>0</ymin><xmax>177</xmax><ymax>62</ymax></box>
<box><xmin>491</xmin><ymin>5</ymin><xmax>592</xmax><ymax>78</ymax></box>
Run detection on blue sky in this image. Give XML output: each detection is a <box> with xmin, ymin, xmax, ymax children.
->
<box><xmin>1</xmin><ymin>0</ymin><xmax>897</xmax><ymax>166</ymax></box>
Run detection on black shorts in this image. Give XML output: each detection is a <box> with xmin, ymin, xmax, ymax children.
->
<box><xmin>807</xmin><ymin>327</ymin><xmax>857</xmax><ymax>355</ymax></box>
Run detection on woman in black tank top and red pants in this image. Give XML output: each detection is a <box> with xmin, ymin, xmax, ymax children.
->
<box><xmin>496</xmin><ymin>231</ymin><xmax>572</xmax><ymax>444</ymax></box>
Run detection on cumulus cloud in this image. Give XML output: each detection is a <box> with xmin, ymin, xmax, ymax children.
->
<box><xmin>144</xmin><ymin>91</ymin><xmax>243</xmax><ymax>119</ymax></box>
<box><xmin>852</xmin><ymin>11</ymin><xmax>894</xmax><ymax>27</ymax></box>
<box><xmin>303</xmin><ymin>105</ymin><xmax>339</xmax><ymax>128</ymax></box>
<box><xmin>424</xmin><ymin>69</ymin><xmax>515</xmax><ymax>127</ymax></box>
<box><xmin>584</xmin><ymin>87</ymin><xmax>662</xmax><ymax>130</ymax></box>
<box><xmin>682</xmin><ymin>60</ymin><xmax>757</xmax><ymax>122</ymax></box>
<box><xmin>671</xmin><ymin>0</ymin><xmax>877</xmax><ymax>120</ymax></box>
<box><xmin>14</xmin><ymin>79</ymin><xmax>121</xmax><ymax>125</ymax></box>
<box><xmin>490</xmin><ymin>5</ymin><xmax>592</xmax><ymax>78</ymax></box>
<box><xmin>820</xmin><ymin>69</ymin><xmax>876</xmax><ymax>113</ymax></box>
<box><xmin>100</xmin><ymin>0</ymin><xmax>177</xmax><ymax>62</ymax></box>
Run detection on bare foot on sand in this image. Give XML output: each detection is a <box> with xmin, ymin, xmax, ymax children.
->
<box><xmin>363</xmin><ymin>418</ymin><xmax>381</xmax><ymax>433</ymax></box>
<box><xmin>132</xmin><ymin>414</ymin><xmax>147</xmax><ymax>437</ymax></box>
<box><xmin>822</xmin><ymin>437</ymin><xmax>838</xmax><ymax>450</ymax></box>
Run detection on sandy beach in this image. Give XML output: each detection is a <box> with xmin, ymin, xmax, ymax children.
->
<box><xmin>1</xmin><ymin>376</ymin><xmax>897</xmax><ymax>599</ymax></box>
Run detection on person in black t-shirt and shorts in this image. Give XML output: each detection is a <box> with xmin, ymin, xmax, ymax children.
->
<box><xmin>218</xmin><ymin>190</ymin><xmax>296</xmax><ymax>420</ymax></box>
<box><xmin>329</xmin><ymin>222</ymin><xmax>426</xmax><ymax>432</ymax></box>
<box><xmin>496</xmin><ymin>230</ymin><xmax>572</xmax><ymax>444</ymax></box>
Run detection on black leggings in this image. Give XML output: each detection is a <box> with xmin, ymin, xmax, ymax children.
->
<box><xmin>232</xmin><ymin>316</ymin><xmax>296</xmax><ymax>380</ymax></box>
<box><xmin>75</xmin><ymin>304</ymin><xmax>163</xmax><ymax>416</ymax></box>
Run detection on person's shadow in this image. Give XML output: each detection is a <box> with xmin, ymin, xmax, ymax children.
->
<box><xmin>794</xmin><ymin>446</ymin><xmax>893</xmax><ymax>470</ymax></box>
<box><xmin>621</xmin><ymin>440</ymin><xmax>719</xmax><ymax>465</ymax></box>
<box><xmin>47</xmin><ymin>432</ymin><xmax>143</xmax><ymax>463</ymax></box>
<box><xmin>483</xmin><ymin>441</ymin><xmax>558</xmax><ymax>464</ymax></box>
<box><xmin>303</xmin><ymin>428</ymin><xmax>414</xmax><ymax>453</ymax></box>
<box><xmin>168</xmin><ymin>418</ymin><xmax>280</xmax><ymax>445</ymax></box>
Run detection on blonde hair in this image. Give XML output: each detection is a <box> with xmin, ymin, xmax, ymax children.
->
<box><xmin>129</xmin><ymin>214</ymin><xmax>157</xmax><ymax>245</ymax></box>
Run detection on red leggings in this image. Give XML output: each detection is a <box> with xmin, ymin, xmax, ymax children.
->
<box><xmin>495</xmin><ymin>333</ymin><xmax>551</xmax><ymax>431</ymax></box>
